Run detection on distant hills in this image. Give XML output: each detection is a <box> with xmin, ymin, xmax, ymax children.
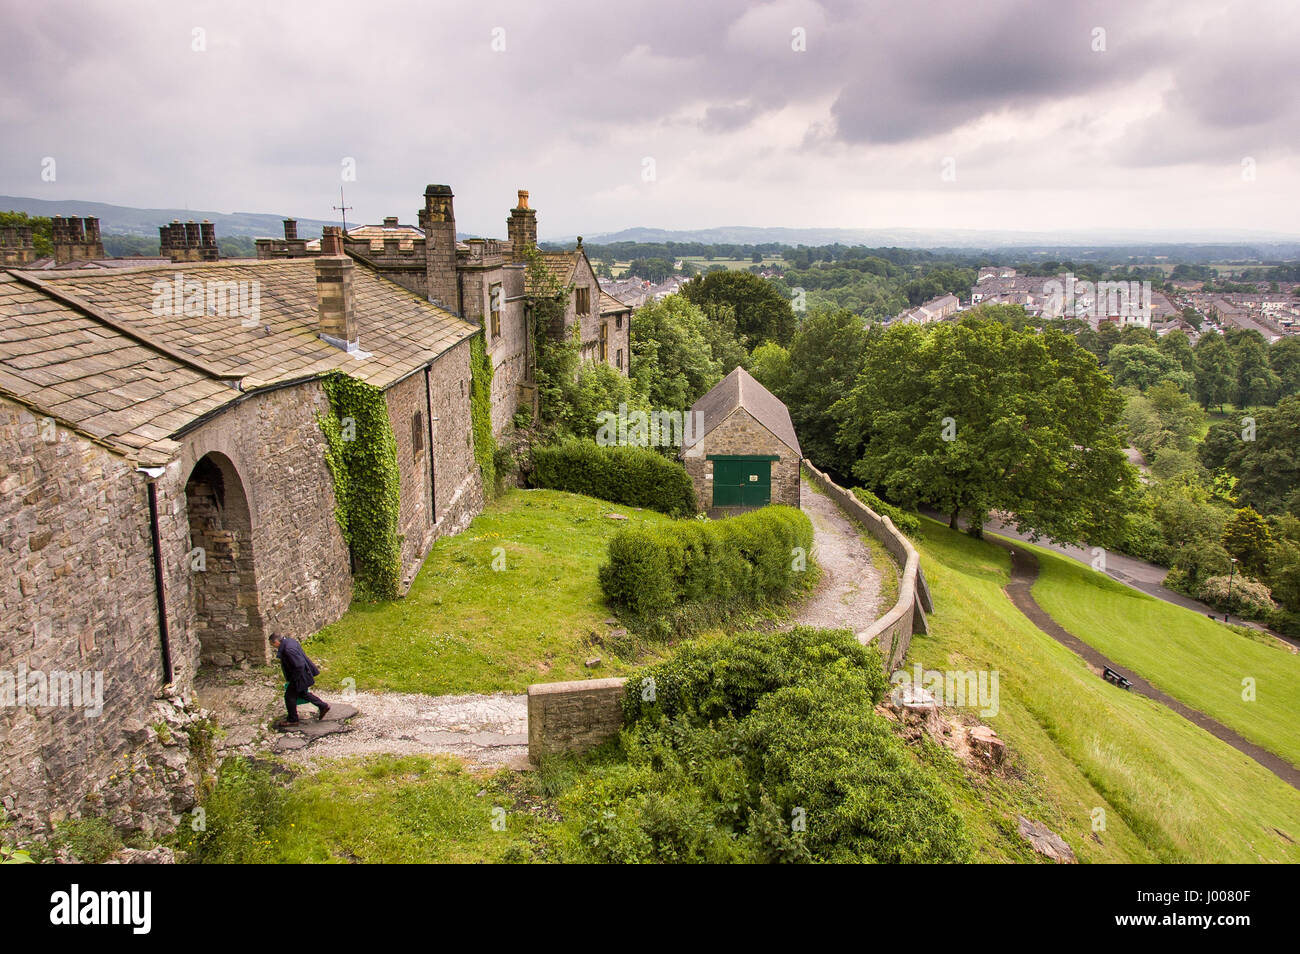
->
<box><xmin>581</xmin><ymin>225</ymin><xmax>1300</xmax><ymax>256</ymax></box>
<box><xmin>5</xmin><ymin>195</ymin><xmax>1300</xmax><ymax>258</ymax></box>
<box><xmin>0</xmin><ymin>195</ymin><xmax>335</xmax><ymax>239</ymax></box>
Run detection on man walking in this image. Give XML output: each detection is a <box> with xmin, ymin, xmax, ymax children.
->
<box><xmin>269</xmin><ymin>632</ymin><xmax>330</xmax><ymax>727</ymax></box>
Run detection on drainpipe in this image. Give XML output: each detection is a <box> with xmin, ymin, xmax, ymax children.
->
<box><xmin>138</xmin><ymin>465</ymin><xmax>173</xmax><ymax>685</ymax></box>
<box><xmin>424</xmin><ymin>365</ymin><xmax>438</xmax><ymax>523</ymax></box>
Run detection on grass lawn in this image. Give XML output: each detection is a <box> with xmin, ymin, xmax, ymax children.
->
<box><xmin>304</xmin><ymin>489</ymin><xmax>675</xmax><ymax>695</ymax></box>
<box><xmin>911</xmin><ymin>517</ymin><xmax>1300</xmax><ymax>863</ymax></box>
<box><xmin>221</xmin><ymin>755</ymin><xmax>555</xmax><ymax>864</ymax></box>
<box><xmin>1025</xmin><ymin>543</ymin><xmax>1300</xmax><ymax>769</ymax></box>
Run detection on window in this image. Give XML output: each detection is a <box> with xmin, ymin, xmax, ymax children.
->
<box><xmin>411</xmin><ymin>411</ymin><xmax>424</xmax><ymax>460</ymax></box>
<box><xmin>599</xmin><ymin>322</ymin><xmax>608</xmax><ymax>362</ymax></box>
<box><xmin>575</xmin><ymin>286</ymin><xmax>590</xmax><ymax>315</ymax></box>
<box><xmin>489</xmin><ymin>282</ymin><xmax>502</xmax><ymax>339</ymax></box>
<box><xmin>616</xmin><ymin>348</ymin><xmax>624</xmax><ymax>370</ymax></box>
<box><xmin>616</xmin><ymin>313</ymin><xmax>623</xmax><ymax>330</ymax></box>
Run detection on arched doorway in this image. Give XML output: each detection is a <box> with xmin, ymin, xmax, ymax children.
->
<box><xmin>185</xmin><ymin>453</ymin><xmax>265</xmax><ymax>666</ymax></box>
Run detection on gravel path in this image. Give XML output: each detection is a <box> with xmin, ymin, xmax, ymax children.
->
<box><xmin>280</xmin><ymin>691</ymin><xmax>529</xmax><ymax>769</ymax></box>
<box><xmin>196</xmin><ymin>668</ymin><xmax>529</xmax><ymax>770</ymax></box>
<box><xmin>794</xmin><ymin>479</ymin><xmax>883</xmax><ymax>631</ymax></box>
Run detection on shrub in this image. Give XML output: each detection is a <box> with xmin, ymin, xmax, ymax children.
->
<box><xmin>622</xmin><ymin>626</ymin><xmax>887</xmax><ymax>723</ymax></box>
<box><xmin>598</xmin><ymin>505</ymin><xmax>813</xmax><ymax>625</ymax></box>
<box><xmin>530</xmin><ymin>438</ymin><xmax>697</xmax><ymax>516</ymax></box>
<box><xmin>561</xmin><ymin>627</ymin><xmax>971</xmax><ymax>864</ymax></box>
<box><xmin>184</xmin><ymin>757</ymin><xmax>288</xmax><ymax>864</ymax></box>
<box><xmin>852</xmin><ymin>487</ymin><xmax>921</xmax><ymax>535</ymax></box>
<box><xmin>1196</xmin><ymin>574</ymin><xmax>1276</xmax><ymax>618</ymax></box>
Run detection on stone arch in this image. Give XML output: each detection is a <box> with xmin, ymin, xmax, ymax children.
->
<box><xmin>184</xmin><ymin>452</ymin><xmax>265</xmax><ymax>666</ymax></box>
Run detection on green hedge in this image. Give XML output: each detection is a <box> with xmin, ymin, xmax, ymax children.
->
<box><xmin>852</xmin><ymin>487</ymin><xmax>921</xmax><ymax>535</ymax></box>
<box><xmin>529</xmin><ymin>438</ymin><xmax>697</xmax><ymax>516</ymax></box>
<box><xmin>559</xmin><ymin>627</ymin><xmax>971</xmax><ymax>864</ymax></box>
<box><xmin>598</xmin><ymin>505</ymin><xmax>813</xmax><ymax>623</ymax></box>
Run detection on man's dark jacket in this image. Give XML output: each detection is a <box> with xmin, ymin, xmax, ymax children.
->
<box><xmin>277</xmin><ymin>636</ymin><xmax>321</xmax><ymax>692</ymax></box>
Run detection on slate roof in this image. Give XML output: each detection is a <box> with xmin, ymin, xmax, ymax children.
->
<box><xmin>0</xmin><ymin>259</ymin><xmax>478</xmax><ymax>464</ymax></box>
<box><xmin>682</xmin><ymin>366</ymin><xmax>801</xmax><ymax>456</ymax></box>
<box><xmin>599</xmin><ymin>290</ymin><xmax>632</xmax><ymax>314</ymax></box>
<box><xmin>525</xmin><ymin>251</ymin><xmax>579</xmax><ymax>295</ymax></box>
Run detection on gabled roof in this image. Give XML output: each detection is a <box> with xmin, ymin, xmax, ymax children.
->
<box><xmin>599</xmin><ymin>290</ymin><xmax>632</xmax><ymax>315</ymax></box>
<box><xmin>0</xmin><ymin>259</ymin><xmax>478</xmax><ymax>464</ymax></box>
<box><xmin>683</xmin><ymin>366</ymin><xmax>801</xmax><ymax>456</ymax></box>
<box><xmin>525</xmin><ymin>250</ymin><xmax>579</xmax><ymax>295</ymax></box>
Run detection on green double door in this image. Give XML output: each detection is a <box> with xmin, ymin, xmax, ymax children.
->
<box><xmin>711</xmin><ymin>456</ymin><xmax>772</xmax><ymax>508</ymax></box>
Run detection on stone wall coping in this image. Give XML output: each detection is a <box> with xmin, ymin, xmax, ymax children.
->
<box><xmin>528</xmin><ymin>677</ymin><xmax>627</xmax><ymax>697</ymax></box>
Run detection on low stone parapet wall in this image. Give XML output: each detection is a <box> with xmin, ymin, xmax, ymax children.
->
<box><xmin>527</xmin><ymin>677</ymin><xmax>627</xmax><ymax>759</ymax></box>
<box><xmin>802</xmin><ymin>461</ymin><xmax>933</xmax><ymax>670</ymax></box>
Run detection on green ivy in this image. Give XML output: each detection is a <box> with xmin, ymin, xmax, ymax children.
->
<box><xmin>470</xmin><ymin>332</ymin><xmax>497</xmax><ymax>494</ymax></box>
<box><xmin>318</xmin><ymin>372</ymin><xmax>403</xmax><ymax>601</ymax></box>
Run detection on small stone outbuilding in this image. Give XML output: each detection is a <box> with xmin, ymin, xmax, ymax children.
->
<box><xmin>680</xmin><ymin>366</ymin><xmax>801</xmax><ymax>517</ymax></box>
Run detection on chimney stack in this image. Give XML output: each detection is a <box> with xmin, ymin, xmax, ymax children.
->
<box><xmin>160</xmin><ymin>219</ymin><xmax>218</xmax><ymax>262</ymax></box>
<box><xmin>52</xmin><ymin>215</ymin><xmax>104</xmax><ymax>263</ymax></box>
<box><xmin>315</xmin><ymin>228</ymin><xmax>357</xmax><ymax>350</ymax></box>
<box><xmin>283</xmin><ymin>219</ymin><xmax>297</xmax><ymax>240</ymax></box>
<box><xmin>419</xmin><ymin>184</ymin><xmax>458</xmax><ymax>312</ymax></box>
<box><xmin>383</xmin><ymin>216</ymin><xmax>399</xmax><ymax>227</ymax></box>
<box><xmin>507</xmin><ymin>189</ymin><xmax>537</xmax><ymax>264</ymax></box>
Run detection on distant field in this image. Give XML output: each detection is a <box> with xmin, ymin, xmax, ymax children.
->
<box><xmin>605</xmin><ymin>255</ymin><xmax>782</xmax><ymax>278</ymax></box>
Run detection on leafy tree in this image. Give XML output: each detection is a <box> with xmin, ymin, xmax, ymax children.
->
<box><xmin>1232</xmin><ymin>334</ymin><xmax>1280</xmax><ymax>408</ymax></box>
<box><xmin>629</xmin><ymin>295</ymin><xmax>722</xmax><ymax>412</ymax></box>
<box><xmin>1157</xmin><ymin>329</ymin><xmax>1197</xmax><ymax>377</ymax></box>
<box><xmin>782</xmin><ymin>307</ymin><xmax>870</xmax><ymax>481</ymax></box>
<box><xmin>749</xmin><ymin>341</ymin><xmax>791</xmax><ymax>396</ymax></box>
<box><xmin>1107</xmin><ymin>344</ymin><xmax>1192</xmax><ymax>392</ymax></box>
<box><xmin>683</xmin><ymin>270</ymin><xmax>796</xmax><ymax>347</ymax></box>
<box><xmin>1222</xmin><ymin>507</ymin><xmax>1273</xmax><ymax>577</ymax></box>
<box><xmin>835</xmin><ymin>317</ymin><xmax>1134</xmax><ymax>543</ymax></box>
<box><xmin>1193</xmin><ymin>332</ymin><xmax>1236</xmax><ymax>410</ymax></box>
<box><xmin>1271</xmin><ymin>337</ymin><xmax>1300</xmax><ymax>399</ymax></box>
<box><xmin>1217</xmin><ymin>396</ymin><xmax>1300</xmax><ymax>517</ymax></box>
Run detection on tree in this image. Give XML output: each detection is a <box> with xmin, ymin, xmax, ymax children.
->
<box><xmin>1157</xmin><ymin>329</ymin><xmax>1197</xmax><ymax>377</ymax></box>
<box><xmin>1232</xmin><ymin>334</ymin><xmax>1280</xmax><ymax>408</ymax></box>
<box><xmin>1193</xmin><ymin>332</ymin><xmax>1236</xmax><ymax>410</ymax></box>
<box><xmin>1107</xmin><ymin>343</ymin><xmax>1192</xmax><ymax>392</ymax></box>
<box><xmin>1222</xmin><ymin>507</ymin><xmax>1273</xmax><ymax>577</ymax></box>
<box><xmin>0</xmin><ymin>211</ymin><xmax>53</xmax><ymax>257</ymax></box>
<box><xmin>835</xmin><ymin>317</ymin><xmax>1135</xmax><ymax>544</ymax></box>
<box><xmin>1218</xmin><ymin>396</ymin><xmax>1300</xmax><ymax>517</ymax></box>
<box><xmin>782</xmin><ymin>307</ymin><xmax>870</xmax><ymax>481</ymax></box>
<box><xmin>1269</xmin><ymin>336</ymin><xmax>1300</xmax><ymax>399</ymax></box>
<box><xmin>749</xmin><ymin>341</ymin><xmax>791</xmax><ymax>396</ymax></box>
<box><xmin>683</xmin><ymin>270</ymin><xmax>796</xmax><ymax>347</ymax></box>
<box><xmin>628</xmin><ymin>295</ymin><xmax>722</xmax><ymax>412</ymax></box>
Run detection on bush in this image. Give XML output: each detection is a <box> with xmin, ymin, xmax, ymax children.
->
<box><xmin>530</xmin><ymin>438</ymin><xmax>697</xmax><ymax>516</ymax></box>
<box><xmin>851</xmin><ymin>487</ymin><xmax>921</xmax><ymax>535</ymax></box>
<box><xmin>622</xmin><ymin>626</ymin><xmax>888</xmax><ymax>723</ymax></box>
<box><xmin>1196</xmin><ymin>574</ymin><xmax>1276</xmax><ymax>619</ymax></box>
<box><xmin>184</xmin><ymin>758</ymin><xmax>288</xmax><ymax>864</ymax></box>
<box><xmin>561</xmin><ymin>627</ymin><xmax>971</xmax><ymax>864</ymax></box>
<box><xmin>598</xmin><ymin>505</ymin><xmax>813</xmax><ymax>625</ymax></box>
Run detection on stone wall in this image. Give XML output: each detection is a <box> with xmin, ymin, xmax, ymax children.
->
<box><xmin>527</xmin><ymin>677</ymin><xmax>627</xmax><ymax>758</ymax></box>
<box><xmin>803</xmin><ymin>461</ymin><xmax>933</xmax><ymax>671</ymax></box>
<box><xmin>385</xmin><ymin>370</ymin><xmax>436</xmax><ymax>583</ymax></box>
<box><xmin>680</xmin><ymin>408</ymin><xmax>800</xmax><ymax>517</ymax></box>
<box><xmin>171</xmin><ymin>380</ymin><xmax>353</xmax><ymax>666</ymax></box>
<box><xmin>428</xmin><ymin>338</ymin><xmax>486</xmax><ymax>540</ymax></box>
<box><xmin>0</xmin><ymin>396</ymin><xmax>202</xmax><ymax>836</ymax></box>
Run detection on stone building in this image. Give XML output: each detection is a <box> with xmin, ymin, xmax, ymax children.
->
<box><xmin>680</xmin><ymin>367</ymin><xmax>802</xmax><ymax>517</ymax></box>
<box><xmin>257</xmin><ymin>186</ymin><xmax>632</xmax><ymax>433</ymax></box>
<box><xmin>0</xmin><ymin>236</ymin><xmax>482</xmax><ymax>835</ymax></box>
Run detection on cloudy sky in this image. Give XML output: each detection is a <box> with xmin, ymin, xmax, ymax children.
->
<box><xmin>3</xmin><ymin>0</ymin><xmax>1298</xmax><ymax>238</ymax></box>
